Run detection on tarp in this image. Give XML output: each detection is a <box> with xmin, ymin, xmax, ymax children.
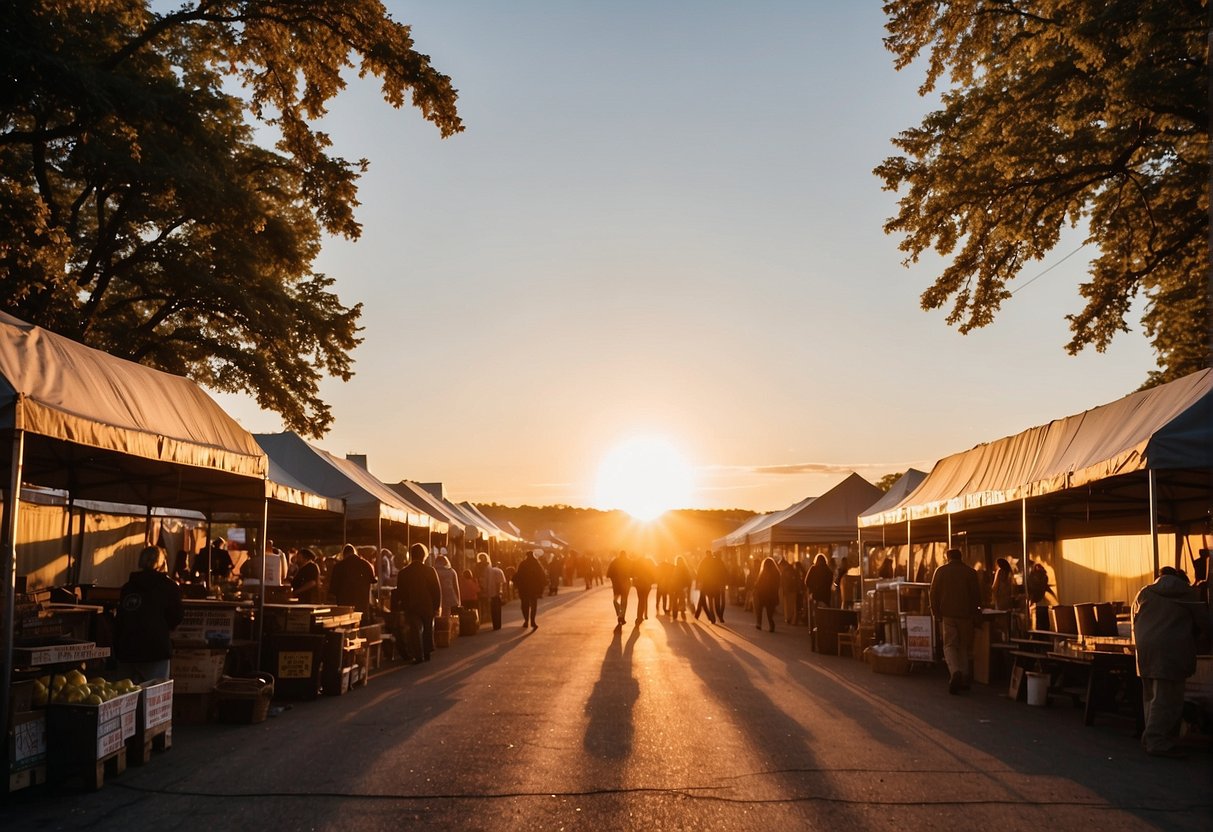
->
<box><xmin>860</xmin><ymin>469</ymin><xmax>928</xmax><ymax>518</ymax></box>
<box><xmin>388</xmin><ymin>481</ymin><xmax>466</xmax><ymax>535</ymax></box>
<box><xmin>460</xmin><ymin>501</ymin><xmax>521</xmax><ymax>542</ymax></box>
<box><xmin>0</xmin><ymin>311</ymin><xmax>266</xmax><ymax>509</ymax></box>
<box><xmin>717</xmin><ymin>512</ymin><xmax>771</xmax><ymax>549</ymax></box>
<box><xmin>254</xmin><ymin>432</ymin><xmax>443</xmax><ymax>530</ymax></box>
<box><xmin>746</xmin><ymin>473</ymin><xmax>883</xmax><ymax>545</ymax></box>
<box><xmin>860</xmin><ymin>369</ymin><xmax>1213</xmax><ymax>528</ymax></box>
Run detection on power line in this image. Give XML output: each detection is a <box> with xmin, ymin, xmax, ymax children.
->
<box><xmin>1009</xmin><ymin>244</ymin><xmax>1087</xmax><ymax>296</ymax></box>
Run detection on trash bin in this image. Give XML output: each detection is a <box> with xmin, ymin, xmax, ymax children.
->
<box><xmin>266</xmin><ymin>634</ymin><xmax>323</xmax><ymax>700</ymax></box>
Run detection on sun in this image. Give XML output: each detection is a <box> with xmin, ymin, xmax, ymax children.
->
<box><xmin>593</xmin><ymin>436</ymin><xmax>694</xmax><ymax>521</ymax></box>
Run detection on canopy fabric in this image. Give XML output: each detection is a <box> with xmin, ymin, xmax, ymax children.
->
<box><xmin>265</xmin><ymin>457</ymin><xmax>344</xmax><ymax>516</ymax></box>
<box><xmin>860</xmin><ymin>369</ymin><xmax>1213</xmax><ymax>528</ymax></box>
<box><xmin>0</xmin><ymin>312</ymin><xmax>265</xmax><ymax>509</ymax></box>
<box><xmin>460</xmin><ymin>501</ymin><xmax>520</xmax><ymax>542</ymax></box>
<box><xmin>746</xmin><ymin>473</ymin><xmax>883</xmax><ymax>545</ymax></box>
<box><xmin>720</xmin><ymin>513</ymin><xmax>770</xmax><ymax>549</ymax></box>
<box><xmin>254</xmin><ymin>432</ymin><xmax>442</xmax><ymax>530</ymax></box>
<box><xmin>388</xmin><ymin>481</ymin><xmax>467</xmax><ymax>535</ymax></box>
<box><xmin>859</xmin><ymin>469</ymin><xmax>928</xmax><ymax>518</ymax></box>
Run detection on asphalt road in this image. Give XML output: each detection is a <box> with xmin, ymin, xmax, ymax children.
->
<box><xmin>6</xmin><ymin>586</ymin><xmax>1211</xmax><ymax>831</ymax></box>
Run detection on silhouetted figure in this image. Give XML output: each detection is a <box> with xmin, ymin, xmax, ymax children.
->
<box><xmin>606</xmin><ymin>551</ymin><xmax>633</xmax><ymax>627</ymax></box>
<box><xmin>694</xmin><ymin>550</ymin><xmax>727</xmax><ymax>624</ymax></box>
<box><xmin>779</xmin><ymin>559</ymin><xmax>800</xmax><ymax>625</ymax></box>
<box><xmin>393</xmin><ymin>543</ymin><xmax>441</xmax><ymax>663</ymax></box>
<box><xmin>754</xmin><ymin>557</ymin><xmax>781</xmax><ymax>632</ymax></box>
<box><xmin>990</xmin><ymin>557</ymin><xmax>1015</xmax><ymax>611</ymax></box>
<box><xmin>632</xmin><ymin>556</ymin><xmax>657</xmax><ymax>623</ymax></box>
<box><xmin>329</xmin><ymin>543</ymin><xmax>377</xmax><ymax>618</ymax></box>
<box><xmin>115</xmin><ymin>546</ymin><xmax>183</xmax><ymax>683</ymax></box>
<box><xmin>929</xmin><ymin>548</ymin><xmax>981</xmax><ymax>695</ymax></box>
<box><xmin>671</xmin><ymin>556</ymin><xmax>692</xmax><ymax>621</ymax></box>
<box><xmin>513</xmin><ymin>549</ymin><xmax>547</xmax><ymax>629</ymax></box>
<box><xmin>291</xmin><ymin>548</ymin><xmax>321</xmax><ymax>603</ymax></box>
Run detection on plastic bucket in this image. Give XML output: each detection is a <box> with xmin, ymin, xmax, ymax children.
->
<box><xmin>1025</xmin><ymin>671</ymin><xmax>1049</xmax><ymax>706</ymax></box>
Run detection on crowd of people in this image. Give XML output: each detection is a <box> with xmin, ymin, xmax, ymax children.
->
<box><xmin>115</xmin><ymin>535</ymin><xmax>1210</xmax><ymax>760</ymax></box>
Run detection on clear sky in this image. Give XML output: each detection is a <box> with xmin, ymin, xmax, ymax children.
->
<box><xmin>215</xmin><ymin>1</ymin><xmax>1157</xmax><ymax>513</ymax></box>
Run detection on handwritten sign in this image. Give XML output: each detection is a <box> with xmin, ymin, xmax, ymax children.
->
<box><xmin>277</xmin><ymin>650</ymin><xmax>314</xmax><ymax>679</ymax></box>
<box><xmin>905</xmin><ymin>615</ymin><xmax>934</xmax><ymax>662</ymax></box>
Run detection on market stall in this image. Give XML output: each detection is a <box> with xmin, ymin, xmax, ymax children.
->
<box><xmin>1</xmin><ymin>312</ymin><xmax>268</xmax><ymax>787</ymax></box>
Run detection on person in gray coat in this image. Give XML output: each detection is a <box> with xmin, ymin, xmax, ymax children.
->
<box><xmin>1131</xmin><ymin>567</ymin><xmax>1209</xmax><ymax>757</ymax></box>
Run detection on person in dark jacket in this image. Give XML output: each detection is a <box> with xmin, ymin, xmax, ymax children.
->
<box><xmin>291</xmin><ymin>548</ymin><xmax>321</xmax><ymax>603</ymax></box>
<box><xmin>193</xmin><ymin>537</ymin><xmax>234</xmax><ymax>583</ymax></box>
<box><xmin>631</xmin><ymin>556</ymin><xmax>657</xmax><ymax>623</ymax></box>
<box><xmin>754</xmin><ymin>557</ymin><xmax>781</xmax><ymax>632</ymax></box>
<box><xmin>694</xmin><ymin>551</ymin><xmax>727</xmax><ymax>623</ymax></box>
<box><xmin>929</xmin><ymin>548</ymin><xmax>982</xmax><ymax>694</ymax></box>
<box><xmin>115</xmin><ymin>546</ymin><xmax>184</xmax><ymax>682</ymax></box>
<box><xmin>513</xmin><ymin>549</ymin><xmax>547</xmax><ymax>629</ymax></box>
<box><xmin>329</xmin><ymin>544</ymin><xmax>377</xmax><ymax>618</ymax></box>
<box><xmin>606</xmin><ymin>551</ymin><xmax>633</xmax><ymax>627</ymax></box>
<box><xmin>1132</xmin><ymin>567</ymin><xmax>1210</xmax><ymax>757</ymax></box>
<box><xmin>392</xmin><ymin>543</ymin><xmax>442</xmax><ymax>663</ymax></box>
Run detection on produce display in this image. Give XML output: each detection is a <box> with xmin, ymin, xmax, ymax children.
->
<box><xmin>33</xmin><ymin>670</ymin><xmax>138</xmax><ymax>706</ymax></box>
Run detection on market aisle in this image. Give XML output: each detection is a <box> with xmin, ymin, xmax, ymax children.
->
<box><xmin>4</xmin><ymin>587</ymin><xmax>1210</xmax><ymax>831</ymax></box>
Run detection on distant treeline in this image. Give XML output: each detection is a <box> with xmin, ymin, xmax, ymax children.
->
<box><xmin>478</xmin><ymin>505</ymin><xmax>756</xmax><ymax>559</ymax></box>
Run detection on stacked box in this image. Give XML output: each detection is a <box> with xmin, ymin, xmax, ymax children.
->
<box><xmin>48</xmin><ymin>689</ymin><xmax>140</xmax><ymax>766</ymax></box>
<box><xmin>170</xmin><ymin>649</ymin><xmax>228</xmax><ymax>694</ymax></box>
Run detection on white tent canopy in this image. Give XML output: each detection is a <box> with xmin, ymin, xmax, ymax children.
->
<box><xmin>254</xmin><ymin>432</ymin><xmax>442</xmax><ymax>531</ymax></box>
<box><xmin>860</xmin><ymin>369</ymin><xmax>1213</xmax><ymax>529</ymax></box>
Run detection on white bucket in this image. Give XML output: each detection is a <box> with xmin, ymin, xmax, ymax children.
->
<box><xmin>1025</xmin><ymin>671</ymin><xmax>1049</xmax><ymax>706</ymax></box>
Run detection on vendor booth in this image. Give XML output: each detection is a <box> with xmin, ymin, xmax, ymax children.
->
<box><xmin>856</xmin><ymin>369</ymin><xmax>1213</xmax><ymax>721</ymax></box>
<box><xmin>0</xmin><ymin>312</ymin><xmax>270</xmax><ymax>786</ymax></box>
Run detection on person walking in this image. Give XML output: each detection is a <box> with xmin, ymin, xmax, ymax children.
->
<box><xmin>606</xmin><ymin>550</ymin><xmax>633</xmax><ymax>627</ymax></box>
<box><xmin>114</xmin><ymin>546</ymin><xmax>184</xmax><ymax>682</ymax></box>
<box><xmin>694</xmin><ymin>550</ymin><xmax>727</xmax><ymax>624</ymax></box>
<box><xmin>481</xmin><ymin>555</ymin><xmax>507</xmax><ymax>630</ymax></box>
<box><xmin>929</xmin><ymin>548</ymin><xmax>982</xmax><ymax>694</ymax></box>
<box><xmin>671</xmin><ymin>555</ymin><xmax>692</xmax><ymax>621</ymax></box>
<box><xmin>1132</xmin><ymin>567</ymin><xmax>1209</xmax><ymax>757</ymax></box>
<box><xmin>392</xmin><ymin>543</ymin><xmax>441</xmax><ymax>664</ymax></box>
<box><xmin>513</xmin><ymin>549</ymin><xmax>547</xmax><ymax>629</ymax></box>
<box><xmin>632</xmin><ymin>555</ymin><xmax>657</xmax><ymax>623</ymax></box>
<box><xmin>434</xmin><ymin>552</ymin><xmax>461</xmax><ymax>618</ymax></box>
<box><xmin>754</xmin><ymin>556</ymin><xmax>781</xmax><ymax>632</ymax></box>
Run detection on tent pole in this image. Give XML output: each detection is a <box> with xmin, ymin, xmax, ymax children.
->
<box><xmin>377</xmin><ymin>517</ymin><xmax>383</xmax><ymax>553</ymax></box>
<box><xmin>257</xmin><ymin>496</ymin><xmax>269</xmax><ymax>672</ymax></box>
<box><xmin>906</xmin><ymin>516</ymin><xmax>912</xmax><ymax>581</ymax></box>
<box><xmin>1149</xmin><ymin>469</ymin><xmax>1160</xmax><ymax>576</ymax></box>
<box><xmin>947</xmin><ymin>512</ymin><xmax>952</xmax><ymax>549</ymax></box>
<box><xmin>1</xmin><ymin>428</ymin><xmax>27</xmax><ymax>742</ymax></box>
<box><xmin>1021</xmin><ymin>498</ymin><xmax>1028</xmax><ymax>567</ymax></box>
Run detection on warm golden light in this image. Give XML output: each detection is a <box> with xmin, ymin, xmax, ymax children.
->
<box><xmin>593</xmin><ymin>436</ymin><xmax>694</xmax><ymax>521</ymax></box>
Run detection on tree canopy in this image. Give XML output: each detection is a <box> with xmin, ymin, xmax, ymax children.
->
<box><xmin>0</xmin><ymin>1</ymin><xmax>462</xmax><ymax>435</ymax></box>
<box><xmin>875</xmin><ymin>0</ymin><xmax>1209</xmax><ymax>385</ymax></box>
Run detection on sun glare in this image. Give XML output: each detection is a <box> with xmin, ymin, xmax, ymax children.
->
<box><xmin>593</xmin><ymin>436</ymin><xmax>694</xmax><ymax>521</ymax></box>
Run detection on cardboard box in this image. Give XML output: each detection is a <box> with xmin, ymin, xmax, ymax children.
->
<box><xmin>14</xmin><ymin>641</ymin><xmax>110</xmax><ymax>666</ymax></box>
<box><xmin>46</xmin><ymin>689</ymin><xmax>140</xmax><ymax>763</ymax></box>
<box><xmin>139</xmin><ymin>679</ymin><xmax>174</xmax><ymax>731</ymax></box>
<box><xmin>9</xmin><ymin>711</ymin><xmax>47</xmax><ymax>767</ymax></box>
<box><xmin>171</xmin><ymin>649</ymin><xmax>228</xmax><ymax>694</ymax></box>
<box><xmin>174</xmin><ymin>606</ymin><xmax>237</xmax><ymax>644</ymax></box>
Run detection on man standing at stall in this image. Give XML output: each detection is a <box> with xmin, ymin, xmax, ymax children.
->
<box><xmin>393</xmin><ymin>543</ymin><xmax>442</xmax><ymax>664</ymax></box>
<box><xmin>329</xmin><ymin>543</ymin><xmax>377</xmax><ymax>620</ymax></box>
<box><xmin>929</xmin><ymin>548</ymin><xmax>982</xmax><ymax>695</ymax></box>
<box><xmin>1132</xmin><ymin>567</ymin><xmax>1209</xmax><ymax>758</ymax></box>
